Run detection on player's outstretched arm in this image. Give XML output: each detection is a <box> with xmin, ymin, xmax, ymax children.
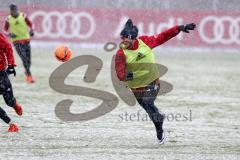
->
<box><xmin>139</xmin><ymin>23</ymin><xmax>196</xmax><ymax>49</ymax></box>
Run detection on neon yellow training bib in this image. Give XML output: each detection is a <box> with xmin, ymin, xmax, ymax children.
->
<box><xmin>8</xmin><ymin>12</ymin><xmax>30</xmax><ymax>42</ymax></box>
<box><xmin>122</xmin><ymin>39</ymin><xmax>160</xmax><ymax>88</ymax></box>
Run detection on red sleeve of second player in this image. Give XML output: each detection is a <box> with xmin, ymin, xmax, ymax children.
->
<box><xmin>115</xmin><ymin>49</ymin><xmax>126</xmax><ymax>81</ymax></box>
<box><xmin>139</xmin><ymin>25</ymin><xmax>180</xmax><ymax>49</ymax></box>
<box><xmin>23</xmin><ymin>13</ymin><xmax>33</xmax><ymax>29</ymax></box>
<box><xmin>0</xmin><ymin>33</ymin><xmax>15</xmax><ymax>66</ymax></box>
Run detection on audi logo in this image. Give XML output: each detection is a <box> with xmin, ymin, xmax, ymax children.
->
<box><xmin>30</xmin><ymin>11</ymin><xmax>96</xmax><ymax>39</ymax></box>
<box><xmin>199</xmin><ymin>16</ymin><xmax>240</xmax><ymax>45</ymax></box>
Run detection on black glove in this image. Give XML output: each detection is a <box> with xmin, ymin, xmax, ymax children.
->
<box><xmin>179</xmin><ymin>23</ymin><xmax>196</xmax><ymax>33</ymax></box>
<box><xmin>125</xmin><ymin>72</ymin><xmax>133</xmax><ymax>81</ymax></box>
<box><xmin>9</xmin><ymin>33</ymin><xmax>17</xmax><ymax>38</ymax></box>
<box><xmin>29</xmin><ymin>29</ymin><xmax>34</xmax><ymax>37</ymax></box>
<box><xmin>6</xmin><ymin>65</ymin><xmax>16</xmax><ymax>76</ymax></box>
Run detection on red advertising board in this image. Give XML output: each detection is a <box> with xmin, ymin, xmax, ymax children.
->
<box><xmin>1</xmin><ymin>6</ymin><xmax>240</xmax><ymax>48</ymax></box>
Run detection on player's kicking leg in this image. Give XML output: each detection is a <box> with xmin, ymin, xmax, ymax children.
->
<box><xmin>133</xmin><ymin>81</ymin><xmax>166</xmax><ymax>144</ymax></box>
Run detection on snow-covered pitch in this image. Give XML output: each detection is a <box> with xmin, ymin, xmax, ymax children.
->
<box><xmin>0</xmin><ymin>48</ymin><xmax>239</xmax><ymax>160</ymax></box>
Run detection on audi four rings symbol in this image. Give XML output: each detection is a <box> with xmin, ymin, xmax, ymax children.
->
<box><xmin>30</xmin><ymin>11</ymin><xmax>96</xmax><ymax>39</ymax></box>
<box><xmin>199</xmin><ymin>16</ymin><xmax>240</xmax><ymax>44</ymax></box>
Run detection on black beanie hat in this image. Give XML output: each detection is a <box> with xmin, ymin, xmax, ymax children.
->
<box><xmin>120</xmin><ymin>19</ymin><xmax>138</xmax><ymax>40</ymax></box>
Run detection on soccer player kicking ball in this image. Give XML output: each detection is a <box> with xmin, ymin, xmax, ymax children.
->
<box><xmin>4</xmin><ymin>4</ymin><xmax>35</xmax><ymax>83</ymax></box>
<box><xmin>115</xmin><ymin>19</ymin><xmax>195</xmax><ymax>144</ymax></box>
<box><xmin>0</xmin><ymin>33</ymin><xmax>23</xmax><ymax>132</ymax></box>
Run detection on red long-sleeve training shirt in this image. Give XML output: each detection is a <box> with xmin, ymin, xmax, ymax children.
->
<box><xmin>115</xmin><ymin>25</ymin><xmax>180</xmax><ymax>81</ymax></box>
<box><xmin>0</xmin><ymin>33</ymin><xmax>16</xmax><ymax>71</ymax></box>
<box><xmin>3</xmin><ymin>13</ymin><xmax>33</xmax><ymax>44</ymax></box>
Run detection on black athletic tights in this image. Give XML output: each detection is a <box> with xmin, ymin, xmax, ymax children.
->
<box><xmin>132</xmin><ymin>80</ymin><xmax>165</xmax><ymax>136</ymax></box>
<box><xmin>14</xmin><ymin>42</ymin><xmax>32</xmax><ymax>76</ymax></box>
<box><xmin>0</xmin><ymin>71</ymin><xmax>16</xmax><ymax>124</ymax></box>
